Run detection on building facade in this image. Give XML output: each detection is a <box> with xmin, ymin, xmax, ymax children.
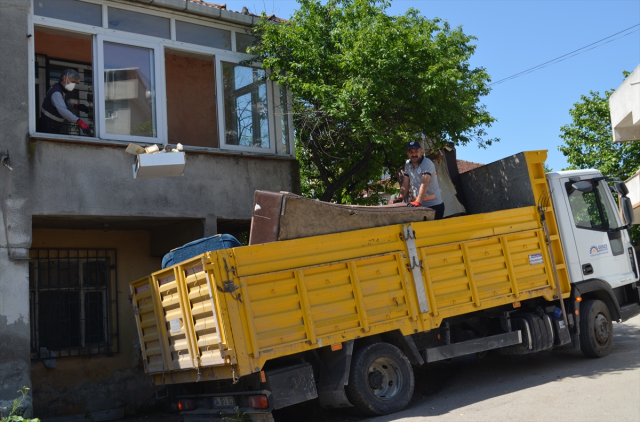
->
<box><xmin>0</xmin><ymin>0</ymin><xmax>298</xmax><ymax>418</ymax></box>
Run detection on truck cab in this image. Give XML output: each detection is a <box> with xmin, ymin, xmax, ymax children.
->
<box><xmin>549</xmin><ymin>170</ymin><xmax>640</xmax><ymax>353</ymax></box>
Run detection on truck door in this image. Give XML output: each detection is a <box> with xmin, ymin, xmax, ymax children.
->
<box><xmin>562</xmin><ymin>178</ymin><xmax>634</xmax><ymax>288</ymax></box>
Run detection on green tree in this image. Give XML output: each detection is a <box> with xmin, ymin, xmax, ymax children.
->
<box><xmin>558</xmin><ymin>71</ymin><xmax>640</xmax><ymax>241</ymax></box>
<box><xmin>249</xmin><ymin>0</ymin><xmax>496</xmax><ymax>203</ymax></box>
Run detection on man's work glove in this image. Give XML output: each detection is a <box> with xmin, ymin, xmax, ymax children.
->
<box><xmin>75</xmin><ymin>104</ymin><xmax>90</xmax><ymax>114</ymax></box>
<box><xmin>77</xmin><ymin>119</ymin><xmax>89</xmax><ymax>130</ymax></box>
<box><xmin>392</xmin><ymin>197</ymin><xmax>404</xmax><ymax>204</ymax></box>
<box><xmin>407</xmin><ymin>201</ymin><xmax>421</xmax><ymax>207</ymax></box>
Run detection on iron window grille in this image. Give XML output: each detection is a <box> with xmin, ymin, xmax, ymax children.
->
<box><xmin>29</xmin><ymin>248</ymin><xmax>119</xmax><ymax>359</ymax></box>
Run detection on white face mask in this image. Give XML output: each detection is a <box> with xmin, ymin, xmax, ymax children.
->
<box><xmin>65</xmin><ymin>82</ymin><xmax>76</xmax><ymax>92</ymax></box>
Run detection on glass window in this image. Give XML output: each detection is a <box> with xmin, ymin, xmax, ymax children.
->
<box><xmin>565</xmin><ymin>181</ymin><xmax>621</xmax><ymax>230</ymax></box>
<box><xmin>108</xmin><ymin>7</ymin><xmax>170</xmax><ymax>39</ymax></box>
<box><xmin>278</xmin><ymin>86</ymin><xmax>291</xmax><ymax>154</ymax></box>
<box><xmin>236</xmin><ymin>32</ymin><xmax>256</xmax><ymax>53</ymax></box>
<box><xmin>222</xmin><ymin>62</ymin><xmax>270</xmax><ymax>148</ymax></box>
<box><xmin>175</xmin><ymin>20</ymin><xmax>232</xmax><ymax>51</ymax></box>
<box><xmin>34</xmin><ymin>28</ymin><xmax>95</xmax><ymax>137</ymax></box>
<box><xmin>103</xmin><ymin>42</ymin><xmax>157</xmax><ymax>137</ymax></box>
<box><xmin>34</xmin><ymin>0</ymin><xmax>102</xmax><ymax>27</ymax></box>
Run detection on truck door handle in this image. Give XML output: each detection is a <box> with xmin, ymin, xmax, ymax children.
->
<box><xmin>582</xmin><ymin>263</ymin><xmax>593</xmax><ymax>276</ymax></box>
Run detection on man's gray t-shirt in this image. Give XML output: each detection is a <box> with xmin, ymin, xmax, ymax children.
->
<box><xmin>404</xmin><ymin>157</ymin><xmax>443</xmax><ymax>207</ymax></box>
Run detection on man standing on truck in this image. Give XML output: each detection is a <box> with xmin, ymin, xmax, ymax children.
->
<box><xmin>394</xmin><ymin>141</ymin><xmax>445</xmax><ymax>219</ymax></box>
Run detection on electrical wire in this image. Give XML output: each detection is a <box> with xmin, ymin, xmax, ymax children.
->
<box><xmin>489</xmin><ymin>23</ymin><xmax>640</xmax><ymax>87</ymax></box>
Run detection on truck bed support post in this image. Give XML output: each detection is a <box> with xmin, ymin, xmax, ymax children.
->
<box><xmin>538</xmin><ymin>203</ymin><xmax>569</xmax><ymax>327</ymax></box>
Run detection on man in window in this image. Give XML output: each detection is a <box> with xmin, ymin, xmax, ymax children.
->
<box><xmin>393</xmin><ymin>141</ymin><xmax>446</xmax><ymax>220</ymax></box>
<box><xmin>39</xmin><ymin>69</ymin><xmax>90</xmax><ymax>135</ymax></box>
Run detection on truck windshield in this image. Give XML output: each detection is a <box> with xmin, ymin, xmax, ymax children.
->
<box><xmin>565</xmin><ymin>180</ymin><xmax>621</xmax><ymax>231</ymax></box>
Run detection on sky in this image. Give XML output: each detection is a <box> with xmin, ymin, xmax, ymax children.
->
<box><xmin>216</xmin><ymin>0</ymin><xmax>640</xmax><ymax>171</ymax></box>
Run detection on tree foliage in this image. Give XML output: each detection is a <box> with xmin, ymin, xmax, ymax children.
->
<box><xmin>558</xmin><ymin>71</ymin><xmax>640</xmax><ymax>241</ymax></box>
<box><xmin>249</xmin><ymin>0</ymin><xmax>496</xmax><ymax>203</ymax></box>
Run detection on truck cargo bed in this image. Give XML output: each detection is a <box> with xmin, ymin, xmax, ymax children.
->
<box><xmin>129</xmin><ymin>150</ymin><xmax>570</xmax><ymax>385</ymax></box>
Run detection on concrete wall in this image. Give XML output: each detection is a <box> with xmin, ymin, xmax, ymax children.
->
<box><xmin>0</xmin><ymin>0</ymin><xmax>33</xmax><ymax>416</ymax></box>
<box><xmin>30</xmin><ymin>229</ymin><xmax>160</xmax><ymax>417</ymax></box>
<box><xmin>610</xmin><ymin>65</ymin><xmax>640</xmax><ymax>143</ymax></box>
<box><xmin>0</xmin><ymin>0</ymin><xmax>299</xmax><ymax>417</ymax></box>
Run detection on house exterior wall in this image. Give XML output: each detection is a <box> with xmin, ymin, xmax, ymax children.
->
<box><xmin>30</xmin><ymin>229</ymin><xmax>160</xmax><ymax>417</ymax></box>
<box><xmin>0</xmin><ymin>0</ymin><xmax>299</xmax><ymax>418</ymax></box>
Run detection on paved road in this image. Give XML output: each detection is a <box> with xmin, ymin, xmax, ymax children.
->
<box><xmin>127</xmin><ymin>316</ymin><xmax>640</xmax><ymax>422</ymax></box>
<box><xmin>362</xmin><ymin>315</ymin><xmax>640</xmax><ymax>422</ymax></box>
<box><xmin>273</xmin><ymin>315</ymin><xmax>640</xmax><ymax>422</ymax></box>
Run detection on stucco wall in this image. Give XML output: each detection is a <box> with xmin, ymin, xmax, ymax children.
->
<box><xmin>0</xmin><ymin>0</ymin><xmax>33</xmax><ymax>416</ymax></box>
<box><xmin>30</xmin><ymin>229</ymin><xmax>161</xmax><ymax>417</ymax></box>
<box><xmin>28</xmin><ymin>140</ymin><xmax>296</xmax><ymax>220</ymax></box>
<box><xmin>0</xmin><ymin>0</ymin><xmax>299</xmax><ymax>417</ymax></box>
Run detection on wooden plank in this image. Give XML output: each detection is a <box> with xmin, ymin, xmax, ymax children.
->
<box><xmin>347</xmin><ymin>261</ymin><xmax>370</xmax><ymax>333</ymax></box>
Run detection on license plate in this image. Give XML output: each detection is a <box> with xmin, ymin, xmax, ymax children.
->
<box><xmin>213</xmin><ymin>396</ymin><xmax>235</xmax><ymax>407</ymax></box>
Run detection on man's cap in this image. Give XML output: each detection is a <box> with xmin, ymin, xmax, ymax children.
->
<box><xmin>407</xmin><ymin>141</ymin><xmax>422</xmax><ymax>151</ymax></box>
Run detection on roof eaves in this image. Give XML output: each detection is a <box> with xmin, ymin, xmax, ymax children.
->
<box><xmin>122</xmin><ymin>0</ymin><xmax>285</xmax><ymax>26</ymax></box>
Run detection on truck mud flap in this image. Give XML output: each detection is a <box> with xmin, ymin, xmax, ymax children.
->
<box><xmin>424</xmin><ymin>331</ymin><xmax>522</xmax><ymax>363</ymax></box>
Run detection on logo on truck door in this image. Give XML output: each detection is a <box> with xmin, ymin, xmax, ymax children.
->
<box><xmin>589</xmin><ymin>244</ymin><xmax>609</xmax><ymax>257</ymax></box>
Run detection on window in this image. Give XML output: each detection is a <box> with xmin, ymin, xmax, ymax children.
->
<box><xmin>34</xmin><ymin>0</ymin><xmax>102</xmax><ymax>27</ymax></box>
<box><xmin>97</xmin><ymin>35</ymin><xmax>166</xmax><ymax>142</ymax></box>
<box><xmin>276</xmin><ymin>85</ymin><xmax>291</xmax><ymax>155</ymax></box>
<box><xmin>222</xmin><ymin>61</ymin><xmax>271</xmax><ymax>150</ymax></box>
<box><xmin>236</xmin><ymin>32</ymin><xmax>256</xmax><ymax>53</ymax></box>
<box><xmin>176</xmin><ymin>20</ymin><xmax>231</xmax><ymax>50</ymax></box>
<box><xmin>29</xmin><ymin>249</ymin><xmax>119</xmax><ymax>358</ymax></box>
<box><xmin>34</xmin><ymin>27</ymin><xmax>95</xmax><ymax>137</ymax></box>
<box><xmin>30</xmin><ymin>2</ymin><xmax>294</xmax><ymax>156</ymax></box>
<box><xmin>108</xmin><ymin>7</ymin><xmax>171</xmax><ymax>39</ymax></box>
<box><xmin>165</xmin><ymin>49</ymin><xmax>218</xmax><ymax>148</ymax></box>
<box><xmin>566</xmin><ymin>180</ymin><xmax>621</xmax><ymax>230</ymax></box>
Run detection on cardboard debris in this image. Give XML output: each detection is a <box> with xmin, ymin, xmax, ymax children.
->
<box><xmin>125</xmin><ymin>143</ymin><xmax>146</xmax><ymax>155</ymax></box>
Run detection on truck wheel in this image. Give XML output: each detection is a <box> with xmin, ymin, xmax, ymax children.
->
<box><xmin>580</xmin><ymin>300</ymin><xmax>613</xmax><ymax>358</ymax></box>
<box><xmin>345</xmin><ymin>343</ymin><xmax>414</xmax><ymax>416</ymax></box>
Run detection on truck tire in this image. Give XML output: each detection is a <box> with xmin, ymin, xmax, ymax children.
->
<box><xmin>345</xmin><ymin>343</ymin><xmax>414</xmax><ymax>416</ymax></box>
<box><xmin>580</xmin><ymin>299</ymin><xmax>613</xmax><ymax>358</ymax></box>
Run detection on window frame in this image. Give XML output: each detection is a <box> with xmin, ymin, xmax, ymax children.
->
<box><xmin>28</xmin><ymin>0</ymin><xmax>295</xmax><ymax>157</ymax></box>
<box><xmin>96</xmin><ymin>33</ymin><xmax>168</xmax><ymax>144</ymax></box>
<box><xmin>565</xmin><ymin>179</ymin><xmax>623</xmax><ymax>232</ymax></box>
<box><xmin>29</xmin><ymin>248</ymin><xmax>118</xmax><ymax>359</ymax></box>
<box><xmin>217</xmin><ymin>56</ymin><xmax>276</xmax><ymax>154</ymax></box>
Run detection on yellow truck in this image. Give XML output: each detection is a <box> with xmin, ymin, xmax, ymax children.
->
<box><xmin>129</xmin><ymin>150</ymin><xmax>640</xmax><ymax>420</ymax></box>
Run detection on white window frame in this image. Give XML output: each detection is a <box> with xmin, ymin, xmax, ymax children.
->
<box><xmin>271</xmin><ymin>82</ymin><xmax>295</xmax><ymax>155</ymax></box>
<box><xmin>27</xmin><ymin>0</ymin><xmax>295</xmax><ymax>156</ymax></box>
<box><xmin>96</xmin><ymin>33</ymin><xmax>168</xmax><ymax>144</ymax></box>
<box><xmin>217</xmin><ymin>56</ymin><xmax>276</xmax><ymax>154</ymax></box>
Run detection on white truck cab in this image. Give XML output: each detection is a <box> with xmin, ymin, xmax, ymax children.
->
<box><xmin>548</xmin><ymin>170</ymin><xmax>640</xmax><ymax>328</ymax></box>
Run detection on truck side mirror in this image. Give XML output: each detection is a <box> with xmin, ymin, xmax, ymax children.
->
<box><xmin>614</xmin><ymin>181</ymin><xmax>629</xmax><ymax>196</ymax></box>
<box><xmin>622</xmin><ymin>196</ymin><xmax>635</xmax><ymax>225</ymax></box>
<box><xmin>572</xmin><ymin>181</ymin><xmax>593</xmax><ymax>193</ymax></box>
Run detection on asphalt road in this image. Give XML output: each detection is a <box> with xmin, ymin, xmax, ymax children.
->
<box><xmin>274</xmin><ymin>315</ymin><xmax>640</xmax><ymax>422</ymax></box>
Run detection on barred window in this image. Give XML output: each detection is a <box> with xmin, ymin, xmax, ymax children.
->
<box><xmin>29</xmin><ymin>249</ymin><xmax>119</xmax><ymax>359</ymax></box>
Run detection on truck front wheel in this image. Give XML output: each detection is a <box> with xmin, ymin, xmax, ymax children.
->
<box><xmin>580</xmin><ymin>299</ymin><xmax>613</xmax><ymax>358</ymax></box>
<box><xmin>345</xmin><ymin>343</ymin><xmax>414</xmax><ymax>416</ymax></box>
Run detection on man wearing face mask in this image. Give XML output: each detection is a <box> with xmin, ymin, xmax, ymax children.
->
<box><xmin>39</xmin><ymin>69</ymin><xmax>90</xmax><ymax>134</ymax></box>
